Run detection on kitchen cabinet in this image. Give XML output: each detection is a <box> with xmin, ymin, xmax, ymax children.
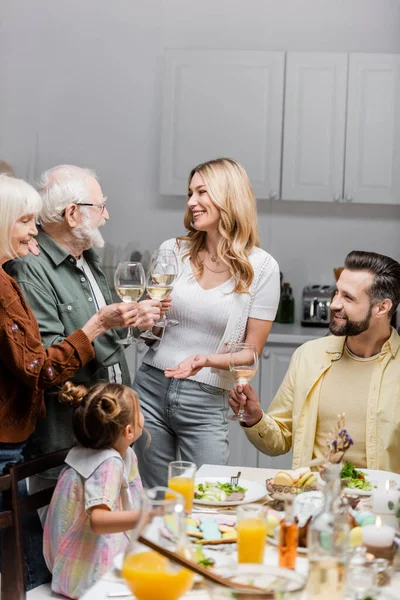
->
<box><xmin>345</xmin><ymin>54</ymin><xmax>400</xmax><ymax>204</ymax></box>
<box><xmin>282</xmin><ymin>53</ymin><xmax>348</xmax><ymax>202</ymax></box>
<box><xmin>161</xmin><ymin>49</ymin><xmax>400</xmax><ymax>205</ymax></box>
<box><xmin>160</xmin><ymin>49</ymin><xmax>285</xmax><ymax>198</ymax></box>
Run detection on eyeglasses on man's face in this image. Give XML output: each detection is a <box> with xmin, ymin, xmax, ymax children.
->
<box><xmin>61</xmin><ymin>198</ymin><xmax>108</xmax><ymax>217</ymax></box>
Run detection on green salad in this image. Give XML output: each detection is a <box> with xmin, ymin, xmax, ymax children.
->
<box><xmin>194</xmin><ymin>481</ymin><xmax>247</xmax><ymax>502</ymax></box>
<box><xmin>340</xmin><ymin>461</ymin><xmax>375</xmax><ymax>491</ymax></box>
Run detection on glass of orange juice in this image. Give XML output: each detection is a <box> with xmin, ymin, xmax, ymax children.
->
<box><xmin>167</xmin><ymin>460</ymin><xmax>196</xmax><ymax>514</ymax></box>
<box><xmin>237</xmin><ymin>504</ymin><xmax>268</xmax><ymax>564</ymax></box>
<box><xmin>122</xmin><ymin>487</ymin><xmax>194</xmax><ymax>600</ymax></box>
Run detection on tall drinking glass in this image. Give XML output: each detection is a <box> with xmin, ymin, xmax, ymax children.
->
<box><xmin>237</xmin><ymin>504</ymin><xmax>268</xmax><ymax>564</ymax></box>
<box><xmin>168</xmin><ymin>461</ymin><xmax>197</xmax><ymax>514</ymax></box>
<box><xmin>122</xmin><ymin>487</ymin><xmax>194</xmax><ymax>600</ymax></box>
<box><xmin>114</xmin><ymin>261</ymin><xmax>145</xmax><ymax>345</ymax></box>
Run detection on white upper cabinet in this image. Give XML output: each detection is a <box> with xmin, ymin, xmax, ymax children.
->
<box><xmin>345</xmin><ymin>54</ymin><xmax>400</xmax><ymax>205</ymax></box>
<box><xmin>160</xmin><ymin>50</ymin><xmax>285</xmax><ymax>198</ymax></box>
<box><xmin>282</xmin><ymin>53</ymin><xmax>348</xmax><ymax>202</ymax></box>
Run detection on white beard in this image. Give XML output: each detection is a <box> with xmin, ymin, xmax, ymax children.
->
<box><xmin>73</xmin><ymin>211</ymin><xmax>105</xmax><ymax>250</ymax></box>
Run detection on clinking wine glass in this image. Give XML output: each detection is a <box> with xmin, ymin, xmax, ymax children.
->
<box><xmin>122</xmin><ymin>487</ymin><xmax>194</xmax><ymax>600</ymax></box>
<box><xmin>114</xmin><ymin>261</ymin><xmax>145</xmax><ymax>345</ymax></box>
<box><xmin>140</xmin><ymin>250</ymin><xmax>178</xmax><ymax>341</ymax></box>
<box><xmin>228</xmin><ymin>343</ymin><xmax>259</xmax><ymax>422</ymax></box>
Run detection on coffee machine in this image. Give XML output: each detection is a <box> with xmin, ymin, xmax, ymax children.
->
<box><xmin>301</xmin><ymin>284</ymin><xmax>335</xmax><ymax>327</ymax></box>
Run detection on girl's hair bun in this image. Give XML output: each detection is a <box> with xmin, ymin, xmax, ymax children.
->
<box><xmin>58</xmin><ymin>382</ymin><xmax>88</xmax><ymax>407</ymax></box>
<box><xmin>95</xmin><ymin>395</ymin><xmax>121</xmax><ymax>424</ymax></box>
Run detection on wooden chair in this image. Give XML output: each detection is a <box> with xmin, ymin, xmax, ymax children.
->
<box><xmin>1</xmin><ymin>449</ymin><xmax>69</xmax><ymax>600</ymax></box>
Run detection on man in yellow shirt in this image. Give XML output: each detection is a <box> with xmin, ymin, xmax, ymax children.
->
<box><xmin>229</xmin><ymin>251</ymin><xmax>400</xmax><ymax>473</ymax></box>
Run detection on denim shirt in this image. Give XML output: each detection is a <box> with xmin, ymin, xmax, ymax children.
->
<box><xmin>6</xmin><ymin>230</ymin><xmax>131</xmax><ymax>468</ymax></box>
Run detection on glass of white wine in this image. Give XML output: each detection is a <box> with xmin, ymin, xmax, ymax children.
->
<box><xmin>140</xmin><ymin>250</ymin><xmax>178</xmax><ymax>341</ymax></box>
<box><xmin>228</xmin><ymin>343</ymin><xmax>259</xmax><ymax>422</ymax></box>
<box><xmin>114</xmin><ymin>261</ymin><xmax>145</xmax><ymax>345</ymax></box>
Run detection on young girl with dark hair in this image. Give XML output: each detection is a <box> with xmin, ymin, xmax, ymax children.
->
<box><xmin>43</xmin><ymin>382</ymin><xmax>145</xmax><ymax>599</ymax></box>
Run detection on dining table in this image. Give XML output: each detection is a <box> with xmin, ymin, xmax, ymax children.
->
<box><xmin>80</xmin><ymin>463</ymin><xmax>400</xmax><ymax>600</ymax></box>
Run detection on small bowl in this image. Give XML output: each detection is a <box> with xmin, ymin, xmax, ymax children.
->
<box><xmin>266</xmin><ymin>478</ymin><xmax>317</xmax><ymax>501</ymax></box>
<box><xmin>205</xmin><ymin>564</ymin><xmax>306</xmax><ymax>599</ymax></box>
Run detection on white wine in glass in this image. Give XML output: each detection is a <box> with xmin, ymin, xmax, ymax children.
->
<box><xmin>228</xmin><ymin>343</ymin><xmax>259</xmax><ymax>422</ymax></box>
<box><xmin>114</xmin><ymin>261</ymin><xmax>145</xmax><ymax>345</ymax></box>
<box><xmin>140</xmin><ymin>250</ymin><xmax>178</xmax><ymax>341</ymax></box>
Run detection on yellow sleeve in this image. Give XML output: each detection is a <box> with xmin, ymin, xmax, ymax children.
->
<box><xmin>242</xmin><ymin>348</ymin><xmax>298</xmax><ymax>456</ymax></box>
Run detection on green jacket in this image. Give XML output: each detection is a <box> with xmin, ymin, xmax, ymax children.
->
<box><xmin>6</xmin><ymin>230</ymin><xmax>132</xmax><ymax>471</ymax></box>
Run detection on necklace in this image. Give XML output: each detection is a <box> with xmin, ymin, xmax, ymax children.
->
<box><xmin>202</xmin><ymin>260</ymin><xmax>230</xmax><ymax>274</ymax></box>
<box><xmin>207</xmin><ymin>250</ymin><xmax>219</xmax><ymax>264</ymax></box>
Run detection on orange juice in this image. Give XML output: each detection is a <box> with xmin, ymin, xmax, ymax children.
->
<box><xmin>237</xmin><ymin>517</ymin><xmax>268</xmax><ymax>563</ymax></box>
<box><xmin>122</xmin><ymin>551</ymin><xmax>193</xmax><ymax>600</ymax></box>
<box><xmin>167</xmin><ymin>476</ymin><xmax>195</xmax><ymax>513</ymax></box>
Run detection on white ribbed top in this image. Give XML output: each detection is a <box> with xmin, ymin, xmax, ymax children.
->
<box><xmin>143</xmin><ymin>242</ymin><xmax>280</xmax><ymax>390</ymax></box>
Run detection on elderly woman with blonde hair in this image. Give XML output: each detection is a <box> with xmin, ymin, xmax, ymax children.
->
<box><xmin>134</xmin><ymin>157</ymin><xmax>280</xmax><ymax>486</ymax></box>
<box><xmin>0</xmin><ymin>174</ymin><xmax>144</xmax><ymax>589</ymax></box>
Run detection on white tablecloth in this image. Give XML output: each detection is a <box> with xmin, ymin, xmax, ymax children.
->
<box><xmin>80</xmin><ymin>464</ymin><xmax>400</xmax><ymax>600</ymax></box>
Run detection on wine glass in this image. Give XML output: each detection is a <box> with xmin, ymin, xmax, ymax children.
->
<box><xmin>122</xmin><ymin>487</ymin><xmax>194</xmax><ymax>600</ymax></box>
<box><xmin>114</xmin><ymin>261</ymin><xmax>145</xmax><ymax>345</ymax></box>
<box><xmin>228</xmin><ymin>343</ymin><xmax>259</xmax><ymax>422</ymax></box>
<box><xmin>140</xmin><ymin>250</ymin><xmax>178</xmax><ymax>341</ymax></box>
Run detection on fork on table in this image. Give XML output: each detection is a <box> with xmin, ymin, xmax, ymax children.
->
<box><xmin>230</xmin><ymin>471</ymin><xmax>241</xmax><ymax>486</ymax></box>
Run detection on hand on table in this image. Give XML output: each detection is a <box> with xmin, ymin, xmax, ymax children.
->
<box><xmin>164</xmin><ymin>354</ymin><xmax>209</xmax><ymax>379</ymax></box>
<box><xmin>229</xmin><ymin>383</ymin><xmax>263</xmax><ymax>426</ymax></box>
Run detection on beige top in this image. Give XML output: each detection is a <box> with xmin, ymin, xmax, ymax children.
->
<box><xmin>313</xmin><ymin>344</ymin><xmax>381</xmax><ymax>468</ymax></box>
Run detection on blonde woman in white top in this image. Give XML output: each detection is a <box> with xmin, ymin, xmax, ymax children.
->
<box><xmin>134</xmin><ymin>158</ymin><xmax>280</xmax><ymax>486</ymax></box>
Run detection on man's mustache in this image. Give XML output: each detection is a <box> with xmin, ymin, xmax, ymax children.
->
<box><xmin>331</xmin><ymin>310</ymin><xmax>347</xmax><ymax>320</ymax></box>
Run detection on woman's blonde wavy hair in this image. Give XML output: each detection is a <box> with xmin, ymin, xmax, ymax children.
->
<box><xmin>177</xmin><ymin>158</ymin><xmax>260</xmax><ymax>294</ymax></box>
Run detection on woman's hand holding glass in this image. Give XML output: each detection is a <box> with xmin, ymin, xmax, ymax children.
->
<box><xmin>140</xmin><ymin>249</ymin><xmax>178</xmax><ymax>341</ymax></box>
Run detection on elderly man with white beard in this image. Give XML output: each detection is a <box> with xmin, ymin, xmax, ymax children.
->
<box><xmin>6</xmin><ymin>165</ymin><xmax>161</xmax><ymax>494</ymax></box>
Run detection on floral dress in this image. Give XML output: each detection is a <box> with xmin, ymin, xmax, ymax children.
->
<box><xmin>43</xmin><ymin>446</ymin><xmax>143</xmax><ymax>599</ymax></box>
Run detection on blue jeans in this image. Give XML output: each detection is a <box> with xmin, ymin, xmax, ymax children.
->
<box><xmin>0</xmin><ymin>442</ymin><xmax>50</xmax><ymax>590</ymax></box>
<box><xmin>133</xmin><ymin>364</ymin><xmax>229</xmax><ymax>487</ymax></box>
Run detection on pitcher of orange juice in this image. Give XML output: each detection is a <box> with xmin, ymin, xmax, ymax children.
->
<box><xmin>122</xmin><ymin>487</ymin><xmax>194</xmax><ymax>600</ymax></box>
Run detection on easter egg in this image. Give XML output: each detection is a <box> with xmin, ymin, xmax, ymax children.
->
<box><xmin>354</xmin><ymin>511</ymin><xmax>369</xmax><ymax>526</ymax></box>
<box><xmin>349</xmin><ymin>527</ymin><xmax>363</xmax><ymax>548</ymax></box>
<box><xmin>359</xmin><ymin>515</ymin><xmax>376</xmax><ymax>526</ymax></box>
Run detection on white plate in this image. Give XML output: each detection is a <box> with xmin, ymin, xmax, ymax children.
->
<box><xmin>213</xmin><ymin>563</ymin><xmax>306</xmax><ymax>593</ymax></box>
<box><xmin>342</xmin><ymin>469</ymin><xmax>400</xmax><ymax>497</ymax></box>
<box><xmin>194</xmin><ymin>477</ymin><xmax>267</xmax><ymax>506</ymax></box>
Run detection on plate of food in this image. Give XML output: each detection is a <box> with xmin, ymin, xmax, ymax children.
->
<box><xmin>194</xmin><ymin>477</ymin><xmax>267</xmax><ymax>506</ymax></box>
<box><xmin>338</xmin><ymin>462</ymin><xmax>400</xmax><ymax>497</ymax></box>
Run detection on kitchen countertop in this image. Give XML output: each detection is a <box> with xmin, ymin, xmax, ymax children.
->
<box><xmin>268</xmin><ymin>322</ymin><xmax>330</xmax><ymax>345</ymax></box>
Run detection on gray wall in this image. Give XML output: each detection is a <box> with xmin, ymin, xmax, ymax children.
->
<box><xmin>1</xmin><ymin>0</ymin><xmax>400</xmax><ymax>319</ymax></box>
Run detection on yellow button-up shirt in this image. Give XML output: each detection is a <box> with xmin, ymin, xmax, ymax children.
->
<box><xmin>243</xmin><ymin>328</ymin><xmax>400</xmax><ymax>473</ymax></box>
